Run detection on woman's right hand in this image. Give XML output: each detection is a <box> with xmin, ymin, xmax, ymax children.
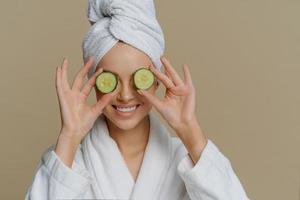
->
<box><xmin>55</xmin><ymin>57</ymin><xmax>117</xmax><ymax>144</ymax></box>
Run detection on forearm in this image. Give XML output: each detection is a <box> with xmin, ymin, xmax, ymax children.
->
<box><xmin>175</xmin><ymin>117</ymin><xmax>208</xmax><ymax>164</ymax></box>
<box><xmin>54</xmin><ymin>128</ymin><xmax>81</xmax><ymax>168</ymax></box>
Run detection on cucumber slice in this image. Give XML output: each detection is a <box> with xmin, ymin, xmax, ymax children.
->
<box><xmin>133</xmin><ymin>68</ymin><xmax>155</xmax><ymax>90</ymax></box>
<box><xmin>95</xmin><ymin>71</ymin><xmax>118</xmax><ymax>93</ymax></box>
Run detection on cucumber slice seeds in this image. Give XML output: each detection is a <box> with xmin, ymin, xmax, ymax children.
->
<box><xmin>95</xmin><ymin>71</ymin><xmax>118</xmax><ymax>93</ymax></box>
<box><xmin>133</xmin><ymin>67</ymin><xmax>155</xmax><ymax>90</ymax></box>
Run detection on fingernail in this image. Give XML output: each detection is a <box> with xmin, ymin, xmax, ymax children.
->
<box><xmin>137</xmin><ymin>90</ymin><xmax>143</xmax><ymax>95</ymax></box>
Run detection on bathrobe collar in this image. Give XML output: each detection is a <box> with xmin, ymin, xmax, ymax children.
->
<box><xmin>81</xmin><ymin>111</ymin><xmax>173</xmax><ymax>199</ymax></box>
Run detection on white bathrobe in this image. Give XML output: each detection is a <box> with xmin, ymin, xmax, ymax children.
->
<box><xmin>25</xmin><ymin>111</ymin><xmax>250</xmax><ymax>200</ymax></box>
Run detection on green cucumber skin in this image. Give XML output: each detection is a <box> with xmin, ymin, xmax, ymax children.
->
<box><xmin>133</xmin><ymin>67</ymin><xmax>155</xmax><ymax>90</ymax></box>
<box><xmin>96</xmin><ymin>71</ymin><xmax>118</xmax><ymax>93</ymax></box>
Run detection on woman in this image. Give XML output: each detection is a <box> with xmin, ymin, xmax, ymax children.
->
<box><xmin>25</xmin><ymin>0</ymin><xmax>250</xmax><ymax>199</ymax></box>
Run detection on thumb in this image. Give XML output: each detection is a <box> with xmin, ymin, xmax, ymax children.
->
<box><xmin>137</xmin><ymin>90</ymin><xmax>163</xmax><ymax>111</ymax></box>
<box><xmin>92</xmin><ymin>91</ymin><xmax>117</xmax><ymax>117</ymax></box>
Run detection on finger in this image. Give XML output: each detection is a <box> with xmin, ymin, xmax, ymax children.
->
<box><xmin>91</xmin><ymin>90</ymin><xmax>118</xmax><ymax>116</ymax></box>
<box><xmin>164</xmin><ymin>67</ymin><xmax>173</xmax><ymax>81</ymax></box>
<box><xmin>61</xmin><ymin>58</ymin><xmax>71</xmax><ymax>90</ymax></box>
<box><xmin>72</xmin><ymin>57</ymin><xmax>94</xmax><ymax>91</ymax></box>
<box><xmin>182</xmin><ymin>64</ymin><xmax>193</xmax><ymax>87</ymax></box>
<box><xmin>55</xmin><ymin>66</ymin><xmax>64</xmax><ymax>126</ymax></box>
<box><xmin>55</xmin><ymin>65</ymin><xmax>63</xmax><ymax>95</ymax></box>
<box><xmin>137</xmin><ymin>89</ymin><xmax>163</xmax><ymax>110</ymax></box>
<box><xmin>149</xmin><ymin>64</ymin><xmax>175</xmax><ymax>90</ymax></box>
<box><xmin>81</xmin><ymin>66</ymin><xmax>104</xmax><ymax>100</ymax></box>
<box><xmin>161</xmin><ymin>56</ymin><xmax>184</xmax><ymax>86</ymax></box>
<box><xmin>151</xmin><ymin>64</ymin><xmax>190</xmax><ymax>97</ymax></box>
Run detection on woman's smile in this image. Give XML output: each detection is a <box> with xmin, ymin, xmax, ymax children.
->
<box><xmin>112</xmin><ymin>104</ymin><xmax>143</xmax><ymax>118</ymax></box>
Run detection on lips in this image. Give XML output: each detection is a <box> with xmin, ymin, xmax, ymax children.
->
<box><xmin>111</xmin><ymin>104</ymin><xmax>142</xmax><ymax>117</ymax></box>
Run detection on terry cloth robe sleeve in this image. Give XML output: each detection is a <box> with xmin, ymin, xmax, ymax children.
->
<box><xmin>177</xmin><ymin>139</ymin><xmax>250</xmax><ymax>200</ymax></box>
<box><xmin>24</xmin><ymin>145</ymin><xmax>92</xmax><ymax>200</ymax></box>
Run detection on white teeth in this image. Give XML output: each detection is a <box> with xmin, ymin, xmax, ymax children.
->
<box><xmin>116</xmin><ymin>105</ymin><xmax>137</xmax><ymax>112</ymax></box>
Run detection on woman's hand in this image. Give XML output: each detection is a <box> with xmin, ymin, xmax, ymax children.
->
<box><xmin>137</xmin><ymin>56</ymin><xmax>197</xmax><ymax>133</ymax></box>
<box><xmin>137</xmin><ymin>56</ymin><xmax>208</xmax><ymax>163</ymax></box>
<box><xmin>55</xmin><ymin>57</ymin><xmax>117</xmax><ymax>144</ymax></box>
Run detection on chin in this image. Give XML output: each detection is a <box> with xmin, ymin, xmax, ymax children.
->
<box><xmin>103</xmin><ymin>104</ymin><xmax>151</xmax><ymax>131</ymax></box>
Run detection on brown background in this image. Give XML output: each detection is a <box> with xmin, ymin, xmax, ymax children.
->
<box><xmin>0</xmin><ymin>0</ymin><xmax>299</xmax><ymax>199</ymax></box>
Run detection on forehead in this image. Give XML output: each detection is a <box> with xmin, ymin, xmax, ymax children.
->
<box><xmin>96</xmin><ymin>42</ymin><xmax>154</xmax><ymax>77</ymax></box>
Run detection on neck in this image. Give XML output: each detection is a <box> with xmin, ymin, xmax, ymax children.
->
<box><xmin>105</xmin><ymin>115</ymin><xmax>150</xmax><ymax>158</ymax></box>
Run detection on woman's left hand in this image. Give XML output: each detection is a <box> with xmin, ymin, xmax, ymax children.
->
<box><xmin>138</xmin><ymin>56</ymin><xmax>208</xmax><ymax>163</ymax></box>
<box><xmin>137</xmin><ymin>56</ymin><xmax>197</xmax><ymax>134</ymax></box>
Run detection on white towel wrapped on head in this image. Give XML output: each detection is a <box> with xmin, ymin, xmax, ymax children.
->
<box><xmin>82</xmin><ymin>0</ymin><xmax>165</xmax><ymax>78</ymax></box>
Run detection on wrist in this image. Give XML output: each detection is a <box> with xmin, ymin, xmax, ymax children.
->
<box><xmin>54</xmin><ymin>131</ymin><xmax>81</xmax><ymax>168</ymax></box>
<box><xmin>59</xmin><ymin>127</ymin><xmax>83</xmax><ymax>145</ymax></box>
<box><xmin>176</xmin><ymin>119</ymin><xmax>202</xmax><ymax>147</ymax></box>
<box><xmin>175</xmin><ymin>116</ymin><xmax>208</xmax><ymax>163</ymax></box>
<box><xmin>174</xmin><ymin>115</ymin><xmax>199</xmax><ymax>136</ymax></box>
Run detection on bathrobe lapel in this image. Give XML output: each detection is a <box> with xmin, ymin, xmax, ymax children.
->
<box><xmin>82</xmin><ymin>114</ymin><xmax>135</xmax><ymax>199</ymax></box>
<box><xmin>129</xmin><ymin>112</ymin><xmax>172</xmax><ymax>199</ymax></box>
<box><xmin>81</xmin><ymin>111</ymin><xmax>172</xmax><ymax>200</ymax></box>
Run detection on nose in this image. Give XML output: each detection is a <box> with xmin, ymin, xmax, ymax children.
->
<box><xmin>116</xmin><ymin>80</ymin><xmax>136</xmax><ymax>102</ymax></box>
